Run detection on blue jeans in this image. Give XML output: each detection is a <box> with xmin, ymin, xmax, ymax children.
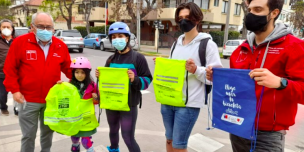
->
<box><xmin>161</xmin><ymin>104</ymin><xmax>200</xmax><ymax>149</ymax></box>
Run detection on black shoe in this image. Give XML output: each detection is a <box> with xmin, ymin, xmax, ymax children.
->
<box><xmin>14</xmin><ymin>107</ymin><xmax>18</xmax><ymax>116</ymax></box>
<box><xmin>71</xmin><ymin>144</ymin><xmax>80</xmax><ymax>152</ymax></box>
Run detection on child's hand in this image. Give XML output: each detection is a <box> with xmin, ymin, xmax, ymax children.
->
<box><xmin>127</xmin><ymin>70</ymin><xmax>135</xmax><ymax>82</ymax></box>
<box><xmin>95</xmin><ymin>69</ymin><xmax>100</xmax><ymax>78</ymax></box>
<box><xmin>92</xmin><ymin>93</ymin><xmax>99</xmax><ymax>104</ymax></box>
<box><xmin>92</xmin><ymin>93</ymin><xmax>98</xmax><ymax>99</ymax></box>
<box><xmin>57</xmin><ymin>80</ymin><xmax>63</xmax><ymax>84</ymax></box>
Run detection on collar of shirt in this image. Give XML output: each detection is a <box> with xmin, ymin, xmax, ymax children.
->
<box><xmin>36</xmin><ymin>36</ymin><xmax>52</xmax><ymax>46</ymax></box>
<box><xmin>1</xmin><ymin>35</ymin><xmax>13</xmax><ymax>44</ymax></box>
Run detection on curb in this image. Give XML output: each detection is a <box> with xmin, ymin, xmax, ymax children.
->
<box><xmin>139</xmin><ymin>52</ymin><xmax>169</xmax><ymax>58</ymax></box>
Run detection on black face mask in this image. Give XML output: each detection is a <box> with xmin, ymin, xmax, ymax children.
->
<box><xmin>244</xmin><ymin>13</ymin><xmax>270</xmax><ymax>33</ymax></box>
<box><xmin>179</xmin><ymin>19</ymin><xmax>196</xmax><ymax>33</ymax></box>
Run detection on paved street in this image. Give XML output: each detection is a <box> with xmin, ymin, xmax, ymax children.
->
<box><xmin>0</xmin><ymin>47</ymin><xmax>304</xmax><ymax>152</ymax></box>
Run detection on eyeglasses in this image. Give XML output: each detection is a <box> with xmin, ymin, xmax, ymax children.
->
<box><xmin>33</xmin><ymin>24</ymin><xmax>53</xmax><ymax>31</ymax></box>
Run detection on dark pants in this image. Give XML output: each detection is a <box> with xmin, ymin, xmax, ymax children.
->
<box><xmin>106</xmin><ymin>106</ymin><xmax>140</xmax><ymax>152</ymax></box>
<box><xmin>230</xmin><ymin>131</ymin><xmax>285</xmax><ymax>152</ymax></box>
<box><xmin>0</xmin><ymin>78</ymin><xmax>8</xmax><ymax>110</ymax></box>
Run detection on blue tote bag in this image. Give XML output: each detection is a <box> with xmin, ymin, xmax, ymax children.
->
<box><xmin>212</xmin><ymin>68</ymin><xmax>257</xmax><ymax>140</ymax></box>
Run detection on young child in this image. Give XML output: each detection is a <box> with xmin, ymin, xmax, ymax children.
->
<box><xmin>96</xmin><ymin>22</ymin><xmax>152</xmax><ymax>152</ymax></box>
<box><xmin>69</xmin><ymin>57</ymin><xmax>98</xmax><ymax>152</ymax></box>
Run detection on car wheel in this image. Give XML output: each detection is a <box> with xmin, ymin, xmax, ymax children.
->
<box><xmin>79</xmin><ymin>48</ymin><xmax>83</xmax><ymax>53</ymax></box>
<box><xmin>223</xmin><ymin>56</ymin><xmax>228</xmax><ymax>59</ymax></box>
<box><xmin>93</xmin><ymin>44</ymin><xmax>97</xmax><ymax>50</ymax></box>
<box><xmin>100</xmin><ymin>43</ymin><xmax>105</xmax><ymax>51</ymax></box>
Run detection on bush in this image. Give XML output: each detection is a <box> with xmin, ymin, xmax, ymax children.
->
<box><xmin>209</xmin><ymin>31</ymin><xmax>240</xmax><ymax>47</ymax></box>
<box><xmin>73</xmin><ymin>25</ymin><xmax>110</xmax><ymax>37</ymax></box>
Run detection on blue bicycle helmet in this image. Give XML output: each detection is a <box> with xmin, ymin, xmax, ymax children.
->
<box><xmin>108</xmin><ymin>22</ymin><xmax>131</xmax><ymax>36</ymax></box>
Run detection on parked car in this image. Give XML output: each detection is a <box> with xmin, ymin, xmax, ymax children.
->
<box><xmin>100</xmin><ymin>33</ymin><xmax>139</xmax><ymax>51</ymax></box>
<box><xmin>222</xmin><ymin>39</ymin><xmax>245</xmax><ymax>59</ymax></box>
<box><xmin>83</xmin><ymin>33</ymin><xmax>107</xmax><ymax>49</ymax></box>
<box><xmin>14</xmin><ymin>27</ymin><xmax>29</xmax><ymax>37</ymax></box>
<box><xmin>54</xmin><ymin>30</ymin><xmax>84</xmax><ymax>53</ymax></box>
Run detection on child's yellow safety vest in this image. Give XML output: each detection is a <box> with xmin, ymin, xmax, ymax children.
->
<box><xmin>44</xmin><ymin>82</ymin><xmax>98</xmax><ymax>136</ymax></box>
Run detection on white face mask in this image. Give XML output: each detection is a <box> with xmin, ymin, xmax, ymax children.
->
<box><xmin>1</xmin><ymin>28</ymin><xmax>12</xmax><ymax>37</ymax></box>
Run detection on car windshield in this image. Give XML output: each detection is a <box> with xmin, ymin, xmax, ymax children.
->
<box><xmin>226</xmin><ymin>41</ymin><xmax>240</xmax><ymax>46</ymax></box>
<box><xmin>15</xmin><ymin>29</ymin><xmax>28</xmax><ymax>37</ymax></box>
<box><xmin>98</xmin><ymin>35</ymin><xmax>106</xmax><ymax>39</ymax></box>
<box><xmin>62</xmin><ymin>31</ymin><xmax>82</xmax><ymax>37</ymax></box>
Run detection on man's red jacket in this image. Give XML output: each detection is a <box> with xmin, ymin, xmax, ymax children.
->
<box><xmin>4</xmin><ymin>33</ymin><xmax>72</xmax><ymax>103</ymax></box>
<box><xmin>230</xmin><ymin>25</ymin><xmax>304</xmax><ymax>131</ymax></box>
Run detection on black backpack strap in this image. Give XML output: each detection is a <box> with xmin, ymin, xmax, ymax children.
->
<box><xmin>132</xmin><ymin>50</ymin><xmax>138</xmax><ymax>68</ymax></box>
<box><xmin>131</xmin><ymin>50</ymin><xmax>142</xmax><ymax>108</ymax></box>
<box><xmin>96</xmin><ymin>78</ymin><xmax>102</xmax><ymax>123</ymax></box>
<box><xmin>170</xmin><ymin>41</ymin><xmax>177</xmax><ymax>59</ymax></box>
<box><xmin>198</xmin><ymin>38</ymin><xmax>212</xmax><ymax>105</ymax></box>
<box><xmin>198</xmin><ymin>38</ymin><xmax>210</xmax><ymax>66</ymax></box>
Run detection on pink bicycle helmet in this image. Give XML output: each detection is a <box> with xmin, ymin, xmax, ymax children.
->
<box><xmin>70</xmin><ymin>57</ymin><xmax>91</xmax><ymax>69</ymax></box>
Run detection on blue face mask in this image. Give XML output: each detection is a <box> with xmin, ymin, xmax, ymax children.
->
<box><xmin>36</xmin><ymin>29</ymin><xmax>52</xmax><ymax>42</ymax></box>
<box><xmin>112</xmin><ymin>38</ymin><xmax>127</xmax><ymax>51</ymax></box>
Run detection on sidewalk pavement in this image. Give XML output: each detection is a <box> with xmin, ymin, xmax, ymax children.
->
<box><xmin>138</xmin><ymin>45</ymin><xmax>223</xmax><ymax>57</ymax></box>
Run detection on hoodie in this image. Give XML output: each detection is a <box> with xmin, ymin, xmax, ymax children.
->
<box><xmin>230</xmin><ymin>23</ymin><xmax>304</xmax><ymax>131</ymax></box>
<box><xmin>171</xmin><ymin>33</ymin><xmax>223</xmax><ymax>108</ymax></box>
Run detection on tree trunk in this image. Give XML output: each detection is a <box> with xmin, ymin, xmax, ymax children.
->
<box><xmin>241</xmin><ymin>0</ymin><xmax>248</xmax><ymax>39</ymax></box>
<box><xmin>242</xmin><ymin>22</ymin><xmax>247</xmax><ymax>39</ymax></box>
<box><xmin>85</xmin><ymin>0</ymin><xmax>92</xmax><ymax>35</ymax></box>
<box><xmin>67</xmin><ymin>20</ymin><xmax>72</xmax><ymax>30</ymax></box>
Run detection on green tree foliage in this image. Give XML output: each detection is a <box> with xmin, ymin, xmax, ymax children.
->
<box><xmin>39</xmin><ymin>0</ymin><xmax>60</xmax><ymax>21</ymax></box>
<box><xmin>0</xmin><ymin>0</ymin><xmax>13</xmax><ymax>21</ymax></box>
<box><xmin>209</xmin><ymin>31</ymin><xmax>240</xmax><ymax>47</ymax></box>
<box><xmin>289</xmin><ymin>0</ymin><xmax>304</xmax><ymax>37</ymax></box>
<box><xmin>74</xmin><ymin>25</ymin><xmax>110</xmax><ymax>37</ymax></box>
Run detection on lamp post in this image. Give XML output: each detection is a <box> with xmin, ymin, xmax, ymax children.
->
<box><xmin>154</xmin><ymin>20</ymin><xmax>163</xmax><ymax>53</ymax></box>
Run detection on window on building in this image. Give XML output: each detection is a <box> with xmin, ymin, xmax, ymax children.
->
<box><xmin>92</xmin><ymin>1</ymin><xmax>104</xmax><ymax>7</ymax></box>
<box><xmin>214</xmin><ymin>0</ymin><xmax>219</xmax><ymax>7</ymax></box>
<box><xmin>222</xmin><ymin>1</ymin><xmax>228</xmax><ymax>13</ymax></box>
<box><xmin>78</xmin><ymin>4</ymin><xmax>85</xmax><ymax>14</ymax></box>
<box><xmin>201</xmin><ymin>0</ymin><xmax>209</xmax><ymax>9</ymax></box>
<box><xmin>163</xmin><ymin>0</ymin><xmax>176</xmax><ymax>8</ymax></box>
<box><xmin>193</xmin><ymin>0</ymin><xmax>201</xmax><ymax>7</ymax></box>
<box><xmin>234</xmin><ymin>3</ymin><xmax>241</xmax><ymax>15</ymax></box>
<box><xmin>284</xmin><ymin>0</ymin><xmax>287</xmax><ymax>4</ymax></box>
<box><xmin>191</xmin><ymin>0</ymin><xmax>209</xmax><ymax>9</ymax></box>
<box><xmin>164</xmin><ymin>0</ymin><xmax>170</xmax><ymax>8</ymax></box>
<box><xmin>32</xmin><ymin>9</ymin><xmax>37</xmax><ymax>13</ymax></box>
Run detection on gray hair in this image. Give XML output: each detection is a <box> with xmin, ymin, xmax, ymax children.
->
<box><xmin>0</xmin><ymin>19</ymin><xmax>13</xmax><ymax>28</ymax></box>
<box><xmin>31</xmin><ymin>12</ymin><xmax>54</xmax><ymax>25</ymax></box>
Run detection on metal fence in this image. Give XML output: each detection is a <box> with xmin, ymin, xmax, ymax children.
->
<box><xmin>140</xmin><ymin>32</ymin><xmax>241</xmax><ymax>48</ymax></box>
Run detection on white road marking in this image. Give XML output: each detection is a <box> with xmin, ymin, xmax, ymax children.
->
<box><xmin>0</xmin><ymin>130</ymin><xmax>69</xmax><ymax>152</ymax></box>
<box><xmin>188</xmin><ymin>133</ymin><xmax>224</xmax><ymax>152</ymax></box>
<box><xmin>140</xmin><ymin>90</ymin><xmax>151</xmax><ymax>95</ymax></box>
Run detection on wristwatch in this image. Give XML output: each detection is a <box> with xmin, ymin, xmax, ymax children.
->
<box><xmin>277</xmin><ymin>78</ymin><xmax>288</xmax><ymax>90</ymax></box>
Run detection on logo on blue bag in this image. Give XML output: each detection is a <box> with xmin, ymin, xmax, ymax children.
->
<box><xmin>221</xmin><ymin>113</ymin><xmax>244</xmax><ymax>125</ymax></box>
